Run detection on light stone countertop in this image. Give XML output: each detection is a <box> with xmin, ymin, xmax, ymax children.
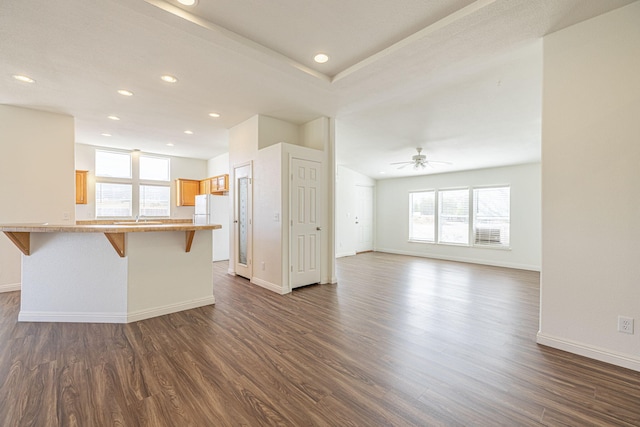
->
<box><xmin>0</xmin><ymin>222</ymin><xmax>221</xmax><ymax>233</ymax></box>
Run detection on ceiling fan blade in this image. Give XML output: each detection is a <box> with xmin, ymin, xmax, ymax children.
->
<box><xmin>425</xmin><ymin>160</ymin><xmax>452</xmax><ymax>165</ymax></box>
<box><xmin>397</xmin><ymin>163</ymin><xmax>410</xmax><ymax>169</ymax></box>
<box><xmin>390</xmin><ymin>161</ymin><xmax>412</xmax><ymax>165</ymax></box>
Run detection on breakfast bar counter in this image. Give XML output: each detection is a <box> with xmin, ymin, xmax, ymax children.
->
<box><xmin>1</xmin><ymin>222</ymin><xmax>221</xmax><ymax>323</ymax></box>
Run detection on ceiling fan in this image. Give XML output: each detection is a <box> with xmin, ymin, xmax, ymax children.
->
<box><xmin>390</xmin><ymin>147</ymin><xmax>451</xmax><ymax>170</ymax></box>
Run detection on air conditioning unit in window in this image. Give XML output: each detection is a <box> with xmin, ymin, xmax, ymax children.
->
<box><xmin>475</xmin><ymin>228</ymin><xmax>501</xmax><ymax>244</ymax></box>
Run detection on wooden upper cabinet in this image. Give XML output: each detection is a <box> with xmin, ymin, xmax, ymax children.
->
<box><xmin>214</xmin><ymin>174</ymin><xmax>229</xmax><ymax>192</ymax></box>
<box><xmin>75</xmin><ymin>170</ymin><xmax>88</xmax><ymax>204</ymax></box>
<box><xmin>176</xmin><ymin>178</ymin><xmax>200</xmax><ymax>206</ymax></box>
<box><xmin>198</xmin><ymin>174</ymin><xmax>229</xmax><ymax>194</ymax></box>
<box><xmin>199</xmin><ymin>179</ymin><xmax>211</xmax><ymax>195</ymax></box>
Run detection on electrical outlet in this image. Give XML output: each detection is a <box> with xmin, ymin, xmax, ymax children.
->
<box><xmin>618</xmin><ymin>316</ymin><xmax>634</xmax><ymax>334</ymax></box>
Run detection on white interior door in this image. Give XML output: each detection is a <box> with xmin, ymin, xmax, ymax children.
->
<box><xmin>234</xmin><ymin>163</ymin><xmax>252</xmax><ymax>279</ymax></box>
<box><xmin>355</xmin><ymin>185</ymin><xmax>374</xmax><ymax>253</ymax></box>
<box><xmin>291</xmin><ymin>158</ymin><xmax>321</xmax><ymax>289</ymax></box>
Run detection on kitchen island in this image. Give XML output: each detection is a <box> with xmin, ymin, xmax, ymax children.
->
<box><xmin>0</xmin><ymin>222</ymin><xmax>221</xmax><ymax>323</ymax></box>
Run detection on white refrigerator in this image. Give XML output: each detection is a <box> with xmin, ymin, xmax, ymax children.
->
<box><xmin>194</xmin><ymin>194</ymin><xmax>229</xmax><ymax>261</ymax></box>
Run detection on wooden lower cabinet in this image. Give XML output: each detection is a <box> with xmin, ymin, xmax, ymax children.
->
<box><xmin>75</xmin><ymin>170</ymin><xmax>88</xmax><ymax>204</ymax></box>
<box><xmin>176</xmin><ymin>178</ymin><xmax>200</xmax><ymax>206</ymax></box>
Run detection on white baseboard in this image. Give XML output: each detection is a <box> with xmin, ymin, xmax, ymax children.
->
<box><xmin>18</xmin><ymin>296</ymin><xmax>216</xmax><ymax>324</ymax></box>
<box><xmin>537</xmin><ymin>332</ymin><xmax>640</xmax><ymax>372</ymax></box>
<box><xmin>251</xmin><ymin>277</ymin><xmax>289</xmax><ymax>294</ymax></box>
<box><xmin>375</xmin><ymin>248</ymin><xmax>541</xmax><ymax>271</ymax></box>
<box><xmin>336</xmin><ymin>251</ymin><xmax>356</xmax><ymax>258</ymax></box>
<box><xmin>19</xmin><ymin>311</ymin><xmax>128</xmax><ymax>323</ymax></box>
<box><xmin>127</xmin><ymin>295</ymin><xmax>216</xmax><ymax>323</ymax></box>
<box><xmin>0</xmin><ymin>282</ymin><xmax>21</xmax><ymax>293</ymax></box>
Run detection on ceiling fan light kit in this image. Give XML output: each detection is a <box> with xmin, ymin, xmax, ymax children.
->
<box><xmin>390</xmin><ymin>147</ymin><xmax>451</xmax><ymax>170</ymax></box>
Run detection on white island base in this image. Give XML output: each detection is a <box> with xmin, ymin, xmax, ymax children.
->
<box><xmin>17</xmin><ymin>228</ymin><xmax>214</xmax><ymax>323</ymax></box>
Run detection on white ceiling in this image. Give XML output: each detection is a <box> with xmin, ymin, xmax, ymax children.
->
<box><xmin>0</xmin><ymin>0</ymin><xmax>635</xmax><ymax>178</ymax></box>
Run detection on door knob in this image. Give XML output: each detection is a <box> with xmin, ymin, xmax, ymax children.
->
<box><xmin>234</xmin><ymin>220</ymin><xmax>238</xmax><ymax>223</ymax></box>
<box><xmin>316</xmin><ymin>227</ymin><xmax>322</xmax><ymax>231</ymax></box>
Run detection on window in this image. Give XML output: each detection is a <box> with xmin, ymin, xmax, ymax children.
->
<box><xmin>140</xmin><ymin>155</ymin><xmax>170</xmax><ymax>181</ymax></box>
<box><xmin>409</xmin><ymin>191</ymin><xmax>435</xmax><ymax>241</ymax></box>
<box><xmin>95</xmin><ymin>151</ymin><xmax>131</xmax><ymax>178</ymax></box>
<box><xmin>473</xmin><ymin>186</ymin><xmax>510</xmax><ymax>247</ymax></box>
<box><xmin>438</xmin><ymin>189</ymin><xmax>469</xmax><ymax>244</ymax></box>
<box><xmin>94</xmin><ymin>150</ymin><xmax>171</xmax><ymax>218</ymax></box>
<box><xmin>140</xmin><ymin>185</ymin><xmax>170</xmax><ymax>217</ymax></box>
<box><xmin>96</xmin><ymin>183</ymin><xmax>132</xmax><ymax>217</ymax></box>
<box><xmin>407</xmin><ymin>185</ymin><xmax>511</xmax><ymax>249</ymax></box>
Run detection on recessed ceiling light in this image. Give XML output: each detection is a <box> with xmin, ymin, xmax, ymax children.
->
<box><xmin>108</xmin><ymin>115</ymin><xmax>120</xmax><ymax>121</ymax></box>
<box><xmin>161</xmin><ymin>75</ymin><xmax>178</xmax><ymax>83</ymax></box>
<box><xmin>178</xmin><ymin>0</ymin><xmax>197</xmax><ymax>5</ymax></box>
<box><xmin>314</xmin><ymin>53</ymin><xmax>329</xmax><ymax>64</ymax></box>
<box><xmin>101</xmin><ymin>133</ymin><xmax>112</xmax><ymax>137</ymax></box>
<box><xmin>166</xmin><ymin>143</ymin><xmax>174</xmax><ymax>147</ymax></box>
<box><xmin>184</xmin><ymin>130</ymin><xmax>194</xmax><ymax>135</ymax></box>
<box><xmin>13</xmin><ymin>74</ymin><xmax>35</xmax><ymax>83</ymax></box>
<box><xmin>117</xmin><ymin>89</ymin><xmax>133</xmax><ymax>96</ymax></box>
<box><xmin>208</xmin><ymin>112</ymin><xmax>221</xmax><ymax>118</ymax></box>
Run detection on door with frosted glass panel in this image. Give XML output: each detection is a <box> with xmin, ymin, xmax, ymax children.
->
<box><xmin>234</xmin><ymin>163</ymin><xmax>252</xmax><ymax>279</ymax></box>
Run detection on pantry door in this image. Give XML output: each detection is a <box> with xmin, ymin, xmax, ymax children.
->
<box><xmin>290</xmin><ymin>158</ymin><xmax>321</xmax><ymax>289</ymax></box>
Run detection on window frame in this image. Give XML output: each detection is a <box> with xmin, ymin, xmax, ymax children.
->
<box><xmin>408</xmin><ymin>190</ymin><xmax>436</xmax><ymax>243</ymax></box>
<box><xmin>472</xmin><ymin>185</ymin><xmax>511</xmax><ymax>249</ymax></box>
<box><xmin>94</xmin><ymin>149</ymin><xmax>172</xmax><ymax>219</ymax></box>
<box><xmin>95</xmin><ymin>182</ymin><xmax>133</xmax><ymax>218</ymax></box>
<box><xmin>139</xmin><ymin>183</ymin><xmax>171</xmax><ymax>218</ymax></box>
<box><xmin>437</xmin><ymin>187</ymin><xmax>471</xmax><ymax>246</ymax></box>
<box><xmin>139</xmin><ymin>154</ymin><xmax>171</xmax><ymax>182</ymax></box>
<box><xmin>95</xmin><ymin>150</ymin><xmax>132</xmax><ymax>179</ymax></box>
<box><xmin>407</xmin><ymin>185</ymin><xmax>511</xmax><ymax>250</ymax></box>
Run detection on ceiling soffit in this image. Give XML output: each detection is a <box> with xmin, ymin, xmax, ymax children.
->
<box><xmin>144</xmin><ymin>0</ymin><xmax>496</xmax><ymax>82</ymax></box>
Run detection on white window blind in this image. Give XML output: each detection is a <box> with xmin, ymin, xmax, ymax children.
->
<box><xmin>409</xmin><ymin>191</ymin><xmax>435</xmax><ymax>241</ymax></box>
<box><xmin>438</xmin><ymin>189</ymin><xmax>469</xmax><ymax>245</ymax></box>
<box><xmin>140</xmin><ymin>185</ymin><xmax>170</xmax><ymax>217</ymax></box>
<box><xmin>96</xmin><ymin>183</ymin><xmax>132</xmax><ymax>217</ymax></box>
<box><xmin>473</xmin><ymin>186</ymin><xmax>510</xmax><ymax>247</ymax></box>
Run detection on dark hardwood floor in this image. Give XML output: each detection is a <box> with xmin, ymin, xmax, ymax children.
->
<box><xmin>1</xmin><ymin>252</ymin><xmax>640</xmax><ymax>426</ymax></box>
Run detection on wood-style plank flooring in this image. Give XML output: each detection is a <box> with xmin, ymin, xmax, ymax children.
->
<box><xmin>1</xmin><ymin>252</ymin><xmax>640</xmax><ymax>426</ymax></box>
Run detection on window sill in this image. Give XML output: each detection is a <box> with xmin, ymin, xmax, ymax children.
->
<box><xmin>407</xmin><ymin>239</ymin><xmax>512</xmax><ymax>251</ymax></box>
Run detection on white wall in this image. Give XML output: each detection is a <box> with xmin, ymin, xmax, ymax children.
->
<box><xmin>207</xmin><ymin>152</ymin><xmax>229</xmax><ymax>176</ymax></box>
<box><xmin>301</xmin><ymin>117</ymin><xmax>329</xmax><ymax>151</ymax></box>
<box><xmin>376</xmin><ymin>163</ymin><xmax>541</xmax><ymax>270</ymax></box>
<box><xmin>252</xmin><ymin>144</ymin><xmax>284</xmax><ymax>291</ymax></box>
<box><xmin>228</xmin><ymin>114</ymin><xmax>333</xmax><ymax>292</ymax></box>
<box><xmin>0</xmin><ymin>105</ymin><xmax>75</xmax><ymax>292</ymax></box>
<box><xmin>75</xmin><ymin>143</ymin><xmax>207</xmax><ymax>220</ymax></box>
<box><xmin>538</xmin><ymin>2</ymin><xmax>640</xmax><ymax>371</ymax></box>
<box><xmin>336</xmin><ymin>165</ymin><xmax>377</xmax><ymax>258</ymax></box>
<box><xmin>302</xmin><ymin>116</ymin><xmax>336</xmax><ymax>283</ymax></box>
<box><xmin>258</xmin><ymin>115</ymin><xmax>300</xmax><ymax>150</ymax></box>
